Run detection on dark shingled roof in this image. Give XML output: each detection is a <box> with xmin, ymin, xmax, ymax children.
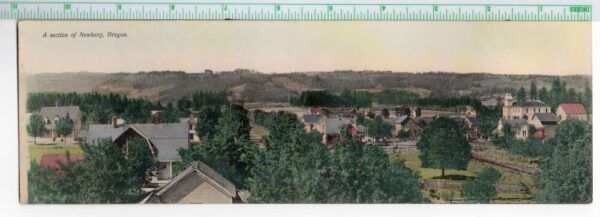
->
<box><xmin>324</xmin><ymin>117</ymin><xmax>351</xmax><ymax>135</ymax></box>
<box><xmin>303</xmin><ymin>114</ymin><xmax>323</xmax><ymax>123</ymax></box>
<box><xmin>513</xmin><ymin>100</ymin><xmax>547</xmax><ymax>107</ymax></box>
<box><xmin>533</xmin><ymin>113</ymin><xmax>558</xmax><ymax>124</ymax></box>
<box><xmin>40</xmin><ymin>106</ymin><xmax>80</xmax><ymax>120</ymax></box>
<box><xmin>85</xmin><ymin>123</ymin><xmax>189</xmax><ymax>162</ymax></box>
<box><xmin>501</xmin><ymin>119</ymin><xmax>528</xmax><ymax>133</ymax></box>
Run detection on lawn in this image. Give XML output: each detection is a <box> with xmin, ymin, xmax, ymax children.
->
<box><xmin>472</xmin><ymin>146</ymin><xmax>539</xmax><ymax>170</ymax></box>
<box><xmin>393</xmin><ymin>151</ymin><xmax>535</xmax><ymax>187</ymax></box>
<box><xmin>28</xmin><ymin>144</ymin><xmax>83</xmax><ymax>163</ymax></box>
<box><xmin>392</xmin><ymin>150</ymin><xmax>537</xmax><ymax>202</ymax></box>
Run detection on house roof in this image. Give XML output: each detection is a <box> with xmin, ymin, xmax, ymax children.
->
<box><xmin>559</xmin><ymin>103</ymin><xmax>587</xmax><ymax>115</ymax></box>
<box><xmin>150</xmin><ymin>161</ymin><xmax>236</xmax><ymax>202</ymax></box>
<box><xmin>533</xmin><ymin>113</ymin><xmax>558</xmax><ymax>124</ymax></box>
<box><xmin>513</xmin><ymin>100</ymin><xmax>547</xmax><ymax>107</ymax></box>
<box><xmin>40</xmin><ymin>106</ymin><xmax>80</xmax><ymax>120</ymax></box>
<box><xmin>356</xmin><ymin>124</ymin><xmax>367</xmax><ymax>133</ymax></box>
<box><xmin>309</xmin><ymin>107</ymin><xmax>323</xmax><ymax>114</ymax></box>
<box><xmin>40</xmin><ymin>153</ymin><xmax>84</xmax><ymax>174</ymax></box>
<box><xmin>303</xmin><ymin>114</ymin><xmax>323</xmax><ymax>123</ymax></box>
<box><xmin>324</xmin><ymin>117</ymin><xmax>351</xmax><ymax>135</ymax></box>
<box><xmin>394</xmin><ymin>115</ymin><xmax>410</xmax><ymax>125</ymax></box>
<box><xmin>85</xmin><ymin>123</ymin><xmax>189</xmax><ymax>161</ymax></box>
<box><xmin>501</xmin><ymin>119</ymin><xmax>528</xmax><ymax>132</ymax></box>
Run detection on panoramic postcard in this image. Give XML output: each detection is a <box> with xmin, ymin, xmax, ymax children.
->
<box><xmin>18</xmin><ymin>21</ymin><xmax>591</xmax><ymax>204</ymax></box>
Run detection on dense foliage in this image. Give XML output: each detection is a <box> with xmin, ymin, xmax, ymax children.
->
<box><xmin>54</xmin><ymin>113</ymin><xmax>74</xmax><ymax>142</ymax></box>
<box><xmin>28</xmin><ymin>138</ymin><xmax>155</xmax><ymax>203</ymax></box>
<box><xmin>290</xmin><ymin>89</ymin><xmax>481</xmax><ymax>108</ymax></box>
<box><xmin>363</xmin><ymin>115</ymin><xmax>393</xmax><ymax>140</ymax></box>
<box><xmin>247</xmin><ymin>111</ymin><xmax>423</xmax><ymax>203</ymax></box>
<box><xmin>475</xmin><ymin>105</ymin><xmax>502</xmax><ymax>138</ymax></box>
<box><xmin>26</xmin><ymin>91</ymin><xmax>228</xmax><ymax>125</ymax></box>
<box><xmin>176</xmin><ymin>104</ymin><xmax>257</xmax><ymax>188</ymax></box>
<box><xmin>461</xmin><ymin>167</ymin><xmax>502</xmax><ymax>203</ymax></box>
<box><xmin>536</xmin><ymin>119</ymin><xmax>592</xmax><ymax>203</ymax></box>
<box><xmin>417</xmin><ymin>117</ymin><xmax>472</xmax><ymax>178</ymax></box>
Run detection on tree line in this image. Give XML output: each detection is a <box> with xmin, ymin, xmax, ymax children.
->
<box><xmin>290</xmin><ymin>89</ymin><xmax>482</xmax><ymax>109</ymax></box>
<box><xmin>26</xmin><ymin>91</ymin><xmax>229</xmax><ymax>125</ymax></box>
<box><xmin>517</xmin><ymin>78</ymin><xmax>592</xmax><ymax>113</ymax></box>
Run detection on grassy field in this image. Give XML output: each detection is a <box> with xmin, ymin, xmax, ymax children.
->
<box><xmin>472</xmin><ymin>146</ymin><xmax>538</xmax><ymax>170</ymax></box>
<box><xmin>394</xmin><ymin>151</ymin><xmax>535</xmax><ymax>186</ymax></box>
<box><xmin>393</xmin><ymin>150</ymin><xmax>537</xmax><ymax>203</ymax></box>
<box><xmin>28</xmin><ymin>144</ymin><xmax>83</xmax><ymax>163</ymax></box>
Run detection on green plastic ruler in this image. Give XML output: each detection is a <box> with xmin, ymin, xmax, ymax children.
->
<box><xmin>0</xmin><ymin>2</ymin><xmax>592</xmax><ymax>21</ymax></box>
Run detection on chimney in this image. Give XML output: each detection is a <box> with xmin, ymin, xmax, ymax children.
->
<box><xmin>112</xmin><ymin>116</ymin><xmax>118</xmax><ymax>128</ymax></box>
<box><xmin>151</xmin><ymin>110</ymin><xmax>160</xmax><ymax>124</ymax></box>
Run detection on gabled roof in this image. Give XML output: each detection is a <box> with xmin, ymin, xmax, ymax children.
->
<box><xmin>559</xmin><ymin>103</ymin><xmax>587</xmax><ymax>115</ymax></box>
<box><xmin>303</xmin><ymin>114</ymin><xmax>323</xmax><ymax>123</ymax></box>
<box><xmin>501</xmin><ymin>119</ymin><xmax>528</xmax><ymax>132</ymax></box>
<box><xmin>143</xmin><ymin>161</ymin><xmax>236</xmax><ymax>203</ymax></box>
<box><xmin>40</xmin><ymin>106</ymin><xmax>80</xmax><ymax>120</ymax></box>
<box><xmin>533</xmin><ymin>113</ymin><xmax>558</xmax><ymax>124</ymax></box>
<box><xmin>355</xmin><ymin>124</ymin><xmax>367</xmax><ymax>133</ymax></box>
<box><xmin>513</xmin><ymin>100</ymin><xmax>547</xmax><ymax>107</ymax></box>
<box><xmin>394</xmin><ymin>115</ymin><xmax>410</xmax><ymax>125</ymax></box>
<box><xmin>324</xmin><ymin>117</ymin><xmax>351</xmax><ymax>135</ymax></box>
<box><xmin>85</xmin><ymin>123</ymin><xmax>189</xmax><ymax>161</ymax></box>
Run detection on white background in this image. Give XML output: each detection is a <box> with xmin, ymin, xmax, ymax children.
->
<box><xmin>0</xmin><ymin>1</ymin><xmax>599</xmax><ymax>216</ymax></box>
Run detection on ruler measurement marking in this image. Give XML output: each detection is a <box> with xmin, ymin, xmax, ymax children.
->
<box><xmin>0</xmin><ymin>2</ymin><xmax>591</xmax><ymax>21</ymax></box>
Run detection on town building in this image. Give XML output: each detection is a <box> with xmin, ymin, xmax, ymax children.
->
<box><xmin>529</xmin><ymin>113</ymin><xmax>559</xmax><ymax>139</ymax></box>
<box><xmin>140</xmin><ymin>161</ymin><xmax>240</xmax><ymax>204</ymax></box>
<box><xmin>85</xmin><ymin>117</ymin><xmax>189</xmax><ymax>185</ymax></box>
<box><xmin>393</xmin><ymin>115</ymin><xmax>421</xmax><ymax>138</ymax></box>
<box><xmin>39</xmin><ymin>106</ymin><xmax>81</xmax><ymax>140</ymax></box>
<box><xmin>302</xmin><ymin>114</ymin><xmax>324</xmax><ymax>132</ymax></box>
<box><xmin>556</xmin><ymin>103</ymin><xmax>588</xmax><ymax>122</ymax></box>
<box><xmin>497</xmin><ymin>119</ymin><xmax>530</xmax><ymax>140</ymax></box>
<box><xmin>502</xmin><ymin>93</ymin><xmax>550</xmax><ymax>120</ymax></box>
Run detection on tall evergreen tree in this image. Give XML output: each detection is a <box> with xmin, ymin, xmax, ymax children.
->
<box><xmin>516</xmin><ymin>87</ymin><xmax>527</xmax><ymax>101</ymax></box>
<box><xmin>529</xmin><ymin>81</ymin><xmax>538</xmax><ymax>100</ymax></box>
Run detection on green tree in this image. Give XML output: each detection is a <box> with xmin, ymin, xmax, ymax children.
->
<box><xmin>529</xmin><ymin>81</ymin><xmax>538</xmax><ymax>100</ymax></box>
<box><xmin>476</xmin><ymin>105</ymin><xmax>501</xmax><ymax>139</ymax></box>
<box><xmin>27</xmin><ymin>113</ymin><xmax>47</xmax><ymax>145</ymax></box>
<box><xmin>381</xmin><ymin>108</ymin><xmax>390</xmax><ymax>118</ymax></box>
<box><xmin>516</xmin><ymin>87</ymin><xmax>527</xmax><ymax>101</ymax></box>
<box><xmin>461</xmin><ymin>167</ymin><xmax>501</xmax><ymax>203</ymax></box>
<box><xmin>28</xmin><ymin>139</ymin><xmax>155</xmax><ymax>203</ymax></box>
<box><xmin>195</xmin><ymin>105</ymin><xmax>221</xmax><ymax>139</ymax></box>
<box><xmin>583</xmin><ymin>84</ymin><xmax>592</xmax><ymax>113</ymax></box>
<box><xmin>417</xmin><ymin>117</ymin><xmax>471</xmax><ymax>178</ymax></box>
<box><xmin>54</xmin><ymin>113</ymin><xmax>74</xmax><ymax>143</ymax></box>
<box><xmin>536</xmin><ymin>119</ymin><xmax>592</xmax><ymax>203</ymax></box>
<box><xmin>365</xmin><ymin>116</ymin><xmax>392</xmax><ymax>140</ymax></box>
<box><xmin>177</xmin><ymin>104</ymin><xmax>257</xmax><ymax>188</ymax></box>
<box><xmin>538</xmin><ymin>87</ymin><xmax>549</xmax><ymax>104</ymax></box>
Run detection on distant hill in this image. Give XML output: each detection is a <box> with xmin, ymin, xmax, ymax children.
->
<box><xmin>24</xmin><ymin>70</ymin><xmax>591</xmax><ymax>103</ymax></box>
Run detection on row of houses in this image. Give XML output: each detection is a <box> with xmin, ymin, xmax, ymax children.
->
<box><xmin>497</xmin><ymin>94</ymin><xmax>588</xmax><ymax>140</ymax></box>
<box><xmin>32</xmin><ymin>105</ymin><xmax>241</xmax><ymax>204</ymax></box>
